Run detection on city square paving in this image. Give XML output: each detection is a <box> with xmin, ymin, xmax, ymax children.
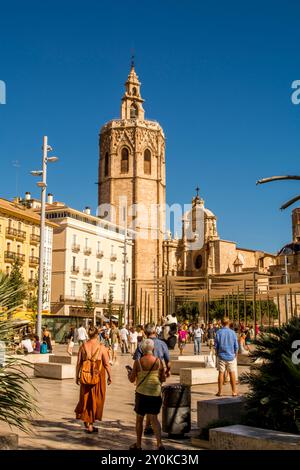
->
<box><xmin>0</xmin><ymin>343</ymin><xmax>249</xmax><ymax>450</ymax></box>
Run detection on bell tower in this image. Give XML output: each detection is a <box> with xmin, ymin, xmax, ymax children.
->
<box><xmin>98</xmin><ymin>63</ymin><xmax>166</xmax><ymax>322</ymax></box>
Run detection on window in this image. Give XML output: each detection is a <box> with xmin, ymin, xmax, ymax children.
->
<box><xmin>110</xmin><ymin>264</ymin><xmax>114</xmax><ymax>274</ymax></box>
<box><xmin>132</xmin><ymin>87</ymin><xmax>137</xmax><ymax>96</ymax></box>
<box><xmin>144</xmin><ymin>149</ymin><xmax>151</xmax><ymax>175</ymax></box>
<box><xmin>121</xmin><ymin>147</ymin><xmax>129</xmax><ymax>173</ymax></box>
<box><xmin>97</xmin><ymin>241</ymin><xmax>101</xmax><ymax>252</ymax></box>
<box><xmin>97</xmin><ymin>261</ymin><xmax>100</xmax><ymax>273</ymax></box>
<box><xmin>72</xmin><ymin>256</ymin><xmax>76</xmax><ymax>270</ymax></box>
<box><xmin>84</xmin><ymin>259</ymin><xmax>88</xmax><ymax>270</ymax></box>
<box><xmin>194</xmin><ymin>254</ymin><xmax>203</xmax><ymax>270</ymax></box>
<box><xmin>95</xmin><ymin>284</ymin><xmax>100</xmax><ymax>301</ymax></box>
<box><xmin>17</xmin><ymin>244</ymin><xmax>21</xmax><ymax>254</ymax></box>
<box><xmin>82</xmin><ymin>282</ymin><xmax>88</xmax><ymax>297</ymax></box>
<box><xmin>130</xmin><ymin>103</ymin><xmax>138</xmax><ymax>118</ymax></box>
<box><xmin>6</xmin><ymin>266</ymin><xmax>10</xmax><ymax>275</ymax></box>
<box><xmin>85</xmin><ymin>238</ymin><xmax>88</xmax><ymax>249</ymax></box>
<box><xmin>71</xmin><ymin>281</ymin><xmax>76</xmax><ymax>297</ymax></box>
<box><xmin>18</xmin><ymin>221</ymin><xmax>22</xmax><ymax>231</ymax></box>
<box><xmin>31</xmin><ymin>248</ymin><xmax>34</xmax><ymax>257</ymax></box>
<box><xmin>7</xmin><ymin>242</ymin><xmax>11</xmax><ymax>251</ymax></box>
<box><xmin>30</xmin><ymin>270</ymin><xmax>34</xmax><ymax>280</ymax></box>
<box><xmin>104</xmin><ymin>152</ymin><xmax>109</xmax><ymax>177</ymax></box>
<box><xmin>72</xmin><ymin>234</ymin><xmax>77</xmax><ymax>245</ymax></box>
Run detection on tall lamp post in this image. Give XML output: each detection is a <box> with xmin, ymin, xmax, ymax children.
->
<box><xmin>31</xmin><ymin>136</ymin><xmax>58</xmax><ymax>339</ymax></box>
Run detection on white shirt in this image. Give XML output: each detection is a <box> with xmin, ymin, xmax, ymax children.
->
<box><xmin>21</xmin><ymin>339</ymin><xmax>33</xmax><ymax>353</ymax></box>
<box><xmin>129</xmin><ymin>331</ymin><xmax>138</xmax><ymax>343</ymax></box>
<box><xmin>77</xmin><ymin>326</ymin><xmax>88</xmax><ymax>341</ymax></box>
<box><xmin>194</xmin><ymin>328</ymin><xmax>204</xmax><ymax>338</ymax></box>
<box><xmin>120</xmin><ymin>328</ymin><xmax>129</xmax><ymax>341</ymax></box>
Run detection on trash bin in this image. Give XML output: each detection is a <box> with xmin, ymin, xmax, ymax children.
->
<box><xmin>162</xmin><ymin>384</ymin><xmax>191</xmax><ymax>437</ymax></box>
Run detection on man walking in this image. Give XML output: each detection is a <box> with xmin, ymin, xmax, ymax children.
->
<box><xmin>215</xmin><ymin>317</ymin><xmax>239</xmax><ymax>397</ymax></box>
<box><xmin>120</xmin><ymin>325</ymin><xmax>129</xmax><ymax>354</ymax></box>
<box><xmin>77</xmin><ymin>323</ymin><xmax>88</xmax><ymax>346</ymax></box>
<box><xmin>193</xmin><ymin>323</ymin><xmax>204</xmax><ymax>355</ymax></box>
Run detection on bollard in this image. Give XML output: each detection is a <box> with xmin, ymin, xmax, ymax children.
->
<box><xmin>162</xmin><ymin>384</ymin><xmax>191</xmax><ymax>437</ymax></box>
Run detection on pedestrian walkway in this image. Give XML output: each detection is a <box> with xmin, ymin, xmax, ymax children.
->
<box><xmin>0</xmin><ymin>342</ymin><xmax>249</xmax><ymax>450</ymax></box>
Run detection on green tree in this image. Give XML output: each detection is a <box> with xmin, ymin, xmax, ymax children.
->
<box><xmin>107</xmin><ymin>287</ymin><xmax>114</xmax><ymax>320</ymax></box>
<box><xmin>176</xmin><ymin>301</ymin><xmax>199</xmax><ymax>323</ymax></box>
<box><xmin>0</xmin><ymin>272</ymin><xmax>38</xmax><ymax>432</ymax></box>
<box><xmin>241</xmin><ymin>317</ymin><xmax>300</xmax><ymax>434</ymax></box>
<box><xmin>84</xmin><ymin>283</ymin><xmax>94</xmax><ymax>318</ymax></box>
<box><xmin>7</xmin><ymin>258</ymin><xmax>27</xmax><ymax>312</ymax></box>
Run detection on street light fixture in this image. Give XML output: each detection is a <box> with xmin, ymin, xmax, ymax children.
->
<box><xmin>30</xmin><ymin>136</ymin><xmax>58</xmax><ymax>339</ymax></box>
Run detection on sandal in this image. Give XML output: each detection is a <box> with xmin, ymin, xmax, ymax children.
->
<box><xmin>129</xmin><ymin>443</ymin><xmax>142</xmax><ymax>450</ymax></box>
<box><xmin>215</xmin><ymin>393</ymin><xmax>222</xmax><ymax>397</ymax></box>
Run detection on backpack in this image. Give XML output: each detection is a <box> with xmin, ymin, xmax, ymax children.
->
<box><xmin>80</xmin><ymin>345</ymin><xmax>101</xmax><ymax>385</ymax></box>
<box><xmin>40</xmin><ymin>342</ymin><xmax>48</xmax><ymax>354</ymax></box>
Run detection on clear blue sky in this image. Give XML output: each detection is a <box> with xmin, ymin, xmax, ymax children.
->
<box><xmin>1</xmin><ymin>0</ymin><xmax>300</xmax><ymax>253</ymax></box>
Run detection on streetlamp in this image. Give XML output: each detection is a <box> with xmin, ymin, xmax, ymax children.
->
<box><xmin>31</xmin><ymin>136</ymin><xmax>58</xmax><ymax>339</ymax></box>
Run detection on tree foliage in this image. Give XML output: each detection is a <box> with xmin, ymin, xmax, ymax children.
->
<box><xmin>241</xmin><ymin>317</ymin><xmax>300</xmax><ymax>434</ymax></box>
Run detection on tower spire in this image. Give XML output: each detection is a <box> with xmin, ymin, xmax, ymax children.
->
<box><xmin>121</xmin><ymin>61</ymin><xmax>145</xmax><ymax>120</ymax></box>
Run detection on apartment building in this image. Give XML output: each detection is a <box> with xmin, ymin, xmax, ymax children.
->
<box><xmin>0</xmin><ymin>197</ymin><xmax>55</xmax><ymax>312</ymax></box>
<box><xmin>44</xmin><ymin>200</ymin><xmax>133</xmax><ymax>327</ymax></box>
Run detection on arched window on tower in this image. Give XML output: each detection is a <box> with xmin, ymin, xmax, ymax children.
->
<box><xmin>130</xmin><ymin>103</ymin><xmax>138</xmax><ymax>119</ymax></box>
<box><xmin>121</xmin><ymin>147</ymin><xmax>129</xmax><ymax>173</ymax></box>
<box><xmin>132</xmin><ymin>87</ymin><xmax>137</xmax><ymax>96</ymax></box>
<box><xmin>144</xmin><ymin>149</ymin><xmax>151</xmax><ymax>175</ymax></box>
<box><xmin>104</xmin><ymin>152</ymin><xmax>109</xmax><ymax>177</ymax></box>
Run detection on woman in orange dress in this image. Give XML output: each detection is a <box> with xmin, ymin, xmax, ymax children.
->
<box><xmin>75</xmin><ymin>326</ymin><xmax>112</xmax><ymax>433</ymax></box>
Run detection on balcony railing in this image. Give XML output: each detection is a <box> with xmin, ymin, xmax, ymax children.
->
<box><xmin>30</xmin><ymin>233</ymin><xmax>40</xmax><ymax>244</ymax></box>
<box><xmin>5</xmin><ymin>251</ymin><xmax>25</xmax><ymax>263</ymax></box>
<box><xmin>96</xmin><ymin>250</ymin><xmax>104</xmax><ymax>258</ymax></box>
<box><xmin>71</xmin><ymin>266</ymin><xmax>80</xmax><ymax>274</ymax></box>
<box><xmin>6</xmin><ymin>227</ymin><xmax>26</xmax><ymax>240</ymax></box>
<box><xmin>83</xmin><ymin>269</ymin><xmax>91</xmax><ymax>276</ymax></box>
<box><xmin>72</xmin><ymin>244</ymin><xmax>80</xmax><ymax>253</ymax></box>
<box><xmin>83</xmin><ymin>247</ymin><xmax>92</xmax><ymax>256</ymax></box>
<box><xmin>29</xmin><ymin>255</ymin><xmax>39</xmax><ymax>265</ymax></box>
<box><xmin>110</xmin><ymin>254</ymin><xmax>117</xmax><ymax>261</ymax></box>
<box><xmin>109</xmin><ymin>273</ymin><xmax>117</xmax><ymax>281</ymax></box>
<box><xmin>96</xmin><ymin>271</ymin><xmax>103</xmax><ymax>279</ymax></box>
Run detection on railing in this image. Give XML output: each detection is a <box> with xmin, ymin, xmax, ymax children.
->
<box><xmin>109</xmin><ymin>273</ymin><xmax>117</xmax><ymax>281</ymax></box>
<box><xmin>5</xmin><ymin>251</ymin><xmax>25</xmax><ymax>263</ymax></box>
<box><xmin>29</xmin><ymin>255</ymin><xmax>39</xmax><ymax>265</ymax></box>
<box><xmin>83</xmin><ymin>247</ymin><xmax>92</xmax><ymax>255</ymax></box>
<box><xmin>6</xmin><ymin>227</ymin><xmax>26</xmax><ymax>240</ymax></box>
<box><xmin>83</xmin><ymin>269</ymin><xmax>91</xmax><ymax>276</ymax></box>
<box><xmin>96</xmin><ymin>250</ymin><xmax>104</xmax><ymax>258</ymax></box>
<box><xmin>110</xmin><ymin>254</ymin><xmax>117</xmax><ymax>261</ymax></box>
<box><xmin>71</xmin><ymin>266</ymin><xmax>80</xmax><ymax>274</ymax></box>
<box><xmin>30</xmin><ymin>233</ymin><xmax>40</xmax><ymax>244</ymax></box>
<box><xmin>72</xmin><ymin>244</ymin><xmax>80</xmax><ymax>253</ymax></box>
<box><xmin>96</xmin><ymin>271</ymin><xmax>103</xmax><ymax>279</ymax></box>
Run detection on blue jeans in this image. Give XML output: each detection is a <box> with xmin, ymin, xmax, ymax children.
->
<box><xmin>194</xmin><ymin>337</ymin><xmax>202</xmax><ymax>354</ymax></box>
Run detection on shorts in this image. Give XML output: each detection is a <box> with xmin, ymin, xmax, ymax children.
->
<box><xmin>217</xmin><ymin>357</ymin><xmax>237</xmax><ymax>373</ymax></box>
<box><xmin>112</xmin><ymin>343</ymin><xmax>118</xmax><ymax>351</ymax></box>
<box><xmin>134</xmin><ymin>392</ymin><xmax>162</xmax><ymax>416</ymax></box>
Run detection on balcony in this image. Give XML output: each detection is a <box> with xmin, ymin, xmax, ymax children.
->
<box><xmin>96</xmin><ymin>271</ymin><xmax>103</xmax><ymax>279</ymax></box>
<box><xmin>5</xmin><ymin>251</ymin><xmax>25</xmax><ymax>263</ymax></box>
<box><xmin>28</xmin><ymin>278</ymin><xmax>36</xmax><ymax>289</ymax></box>
<box><xmin>71</xmin><ymin>266</ymin><xmax>80</xmax><ymax>274</ymax></box>
<box><xmin>83</xmin><ymin>269</ymin><xmax>91</xmax><ymax>277</ymax></box>
<box><xmin>72</xmin><ymin>244</ymin><xmax>80</xmax><ymax>253</ymax></box>
<box><xmin>109</xmin><ymin>273</ymin><xmax>117</xmax><ymax>281</ymax></box>
<box><xmin>83</xmin><ymin>247</ymin><xmax>92</xmax><ymax>256</ymax></box>
<box><xmin>6</xmin><ymin>227</ymin><xmax>26</xmax><ymax>241</ymax></box>
<box><xmin>96</xmin><ymin>250</ymin><xmax>104</xmax><ymax>258</ymax></box>
<box><xmin>29</xmin><ymin>255</ymin><xmax>39</xmax><ymax>266</ymax></box>
<box><xmin>110</xmin><ymin>254</ymin><xmax>117</xmax><ymax>262</ymax></box>
<box><xmin>16</xmin><ymin>230</ymin><xmax>26</xmax><ymax>241</ymax></box>
<box><xmin>30</xmin><ymin>233</ymin><xmax>40</xmax><ymax>244</ymax></box>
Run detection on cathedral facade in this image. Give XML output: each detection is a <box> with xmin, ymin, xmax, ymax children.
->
<box><xmin>98</xmin><ymin>64</ymin><xmax>166</xmax><ymax>320</ymax></box>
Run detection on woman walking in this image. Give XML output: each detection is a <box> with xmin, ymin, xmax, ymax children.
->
<box><xmin>128</xmin><ymin>338</ymin><xmax>166</xmax><ymax>450</ymax></box>
<box><xmin>75</xmin><ymin>326</ymin><xmax>112</xmax><ymax>433</ymax></box>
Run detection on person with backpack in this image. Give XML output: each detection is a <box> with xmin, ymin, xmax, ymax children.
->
<box><xmin>75</xmin><ymin>326</ymin><xmax>112</xmax><ymax>433</ymax></box>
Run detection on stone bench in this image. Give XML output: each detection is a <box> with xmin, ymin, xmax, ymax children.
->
<box><xmin>210</xmin><ymin>424</ymin><xmax>300</xmax><ymax>450</ymax></box>
<box><xmin>49</xmin><ymin>355</ymin><xmax>77</xmax><ymax>365</ymax></box>
<box><xmin>34</xmin><ymin>362</ymin><xmax>76</xmax><ymax>379</ymax></box>
<box><xmin>10</xmin><ymin>354</ymin><xmax>50</xmax><ymax>377</ymax></box>
<box><xmin>171</xmin><ymin>358</ymin><xmax>207</xmax><ymax>375</ymax></box>
<box><xmin>0</xmin><ymin>434</ymin><xmax>18</xmax><ymax>450</ymax></box>
<box><xmin>180</xmin><ymin>367</ymin><xmax>218</xmax><ymax>386</ymax></box>
<box><xmin>197</xmin><ymin>397</ymin><xmax>246</xmax><ymax>433</ymax></box>
<box><xmin>172</xmin><ymin>355</ymin><xmax>209</xmax><ymax>361</ymax></box>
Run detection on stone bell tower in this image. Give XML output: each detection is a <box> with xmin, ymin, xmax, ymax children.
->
<box><xmin>98</xmin><ymin>62</ymin><xmax>166</xmax><ymax>322</ymax></box>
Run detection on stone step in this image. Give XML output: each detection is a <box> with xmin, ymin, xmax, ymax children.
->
<box><xmin>209</xmin><ymin>424</ymin><xmax>300</xmax><ymax>450</ymax></box>
<box><xmin>171</xmin><ymin>359</ymin><xmax>207</xmax><ymax>375</ymax></box>
<box><xmin>197</xmin><ymin>397</ymin><xmax>246</xmax><ymax>433</ymax></box>
<box><xmin>34</xmin><ymin>362</ymin><xmax>76</xmax><ymax>379</ymax></box>
<box><xmin>180</xmin><ymin>367</ymin><xmax>219</xmax><ymax>386</ymax></box>
<box><xmin>49</xmin><ymin>355</ymin><xmax>77</xmax><ymax>365</ymax></box>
